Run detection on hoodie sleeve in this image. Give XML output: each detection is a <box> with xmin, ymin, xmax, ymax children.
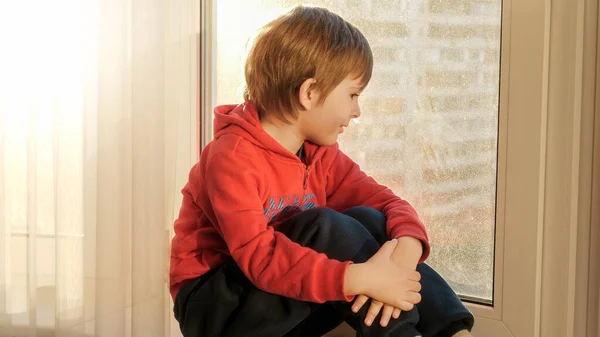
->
<box><xmin>325</xmin><ymin>148</ymin><xmax>430</xmax><ymax>263</ymax></box>
<box><xmin>199</xmin><ymin>151</ymin><xmax>354</xmax><ymax>303</ymax></box>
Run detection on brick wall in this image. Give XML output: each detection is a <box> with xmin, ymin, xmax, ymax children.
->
<box><xmin>333</xmin><ymin>0</ymin><xmax>501</xmax><ymax>300</ymax></box>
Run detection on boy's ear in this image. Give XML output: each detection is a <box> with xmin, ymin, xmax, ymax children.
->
<box><xmin>298</xmin><ymin>78</ymin><xmax>318</xmax><ymax>110</ymax></box>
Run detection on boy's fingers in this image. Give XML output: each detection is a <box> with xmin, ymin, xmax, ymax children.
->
<box><xmin>365</xmin><ymin>300</ymin><xmax>383</xmax><ymax>326</ymax></box>
<box><xmin>380</xmin><ymin>305</ymin><xmax>394</xmax><ymax>327</ymax></box>
<box><xmin>405</xmin><ymin>291</ymin><xmax>422</xmax><ymax>305</ymax></box>
<box><xmin>410</xmin><ymin>271</ymin><xmax>421</xmax><ymax>281</ymax></box>
<box><xmin>352</xmin><ymin>295</ymin><xmax>369</xmax><ymax>313</ymax></box>
<box><xmin>396</xmin><ymin>300</ymin><xmax>415</xmax><ymax>311</ymax></box>
<box><xmin>410</xmin><ymin>279</ymin><xmax>422</xmax><ymax>292</ymax></box>
<box><xmin>378</xmin><ymin>239</ymin><xmax>398</xmax><ymax>256</ymax></box>
<box><xmin>392</xmin><ymin>307</ymin><xmax>402</xmax><ymax>319</ymax></box>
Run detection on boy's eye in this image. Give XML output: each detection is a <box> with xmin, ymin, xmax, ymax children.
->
<box><xmin>351</xmin><ymin>94</ymin><xmax>359</xmax><ymax>99</ymax></box>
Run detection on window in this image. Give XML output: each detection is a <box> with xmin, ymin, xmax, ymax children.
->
<box><xmin>202</xmin><ymin>1</ymin><xmax>600</xmax><ymax>335</ymax></box>
<box><xmin>214</xmin><ymin>0</ymin><xmax>501</xmax><ymax>304</ymax></box>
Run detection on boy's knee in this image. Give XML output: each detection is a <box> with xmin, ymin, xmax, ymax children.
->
<box><xmin>282</xmin><ymin>207</ymin><xmax>379</xmax><ymax>262</ymax></box>
<box><xmin>283</xmin><ymin>207</ymin><xmax>357</xmax><ymax>237</ymax></box>
<box><xmin>342</xmin><ymin>206</ymin><xmax>387</xmax><ymax>243</ymax></box>
<box><xmin>343</xmin><ymin>206</ymin><xmax>385</xmax><ymax>222</ymax></box>
<box><xmin>299</xmin><ymin>207</ymin><xmax>342</xmax><ymax>224</ymax></box>
<box><xmin>309</xmin><ymin>208</ymin><xmax>380</xmax><ymax>250</ymax></box>
<box><xmin>308</xmin><ymin>207</ymin><xmax>359</xmax><ymax>233</ymax></box>
<box><xmin>309</xmin><ymin>207</ymin><xmax>343</xmax><ymax>219</ymax></box>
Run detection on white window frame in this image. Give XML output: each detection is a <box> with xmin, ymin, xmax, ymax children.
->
<box><xmin>198</xmin><ymin>0</ymin><xmax>600</xmax><ymax>335</ymax></box>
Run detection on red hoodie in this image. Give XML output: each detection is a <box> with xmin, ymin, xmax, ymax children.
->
<box><xmin>169</xmin><ymin>102</ymin><xmax>430</xmax><ymax>302</ymax></box>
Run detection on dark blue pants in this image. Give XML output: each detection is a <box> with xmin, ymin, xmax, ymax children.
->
<box><xmin>174</xmin><ymin>207</ymin><xmax>474</xmax><ymax>337</ymax></box>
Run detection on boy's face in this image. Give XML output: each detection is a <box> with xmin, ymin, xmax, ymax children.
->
<box><xmin>297</xmin><ymin>75</ymin><xmax>363</xmax><ymax>146</ymax></box>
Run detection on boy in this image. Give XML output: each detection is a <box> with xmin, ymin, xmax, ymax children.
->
<box><xmin>170</xmin><ymin>5</ymin><xmax>474</xmax><ymax>337</ymax></box>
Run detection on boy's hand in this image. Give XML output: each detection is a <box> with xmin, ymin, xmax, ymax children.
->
<box><xmin>344</xmin><ymin>240</ymin><xmax>422</xmax><ymax>311</ymax></box>
<box><xmin>352</xmin><ymin>295</ymin><xmax>402</xmax><ymax>327</ymax></box>
<box><xmin>348</xmin><ymin>237</ymin><xmax>424</xmax><ymax>327</ymax></box>
<box><xmin>390</xmin><ymin>236</ymin><xmax>423</xmax><ymax>270</ymax></box>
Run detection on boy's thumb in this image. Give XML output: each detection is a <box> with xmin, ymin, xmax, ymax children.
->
<box><xmin>379</xmin><ymin>239</ymin><xmax>398</xmax><ymax>256</ymax></box>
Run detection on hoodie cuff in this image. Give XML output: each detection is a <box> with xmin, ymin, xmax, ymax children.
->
<box><xmin>323</xmin><ymin>260</ymin><xmax>355</xmax><ymax>302</ymax></box>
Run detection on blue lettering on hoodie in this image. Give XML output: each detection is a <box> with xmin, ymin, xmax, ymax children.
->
<box><xmin>263</xmin><ymin>194</ymin><xmax>317</xmax><ymax>221</ymax></box>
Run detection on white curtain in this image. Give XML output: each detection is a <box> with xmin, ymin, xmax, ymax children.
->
<box><xmin>0</xmin><ymin>0</ymin><xmax>196</xmax><ymax>336</ymax></box>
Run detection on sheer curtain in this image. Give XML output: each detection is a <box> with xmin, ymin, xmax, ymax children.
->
<box><xmin>0</xmin><ymin>0</ymin><xmax>196</xmax><ymax>336</ymax></box>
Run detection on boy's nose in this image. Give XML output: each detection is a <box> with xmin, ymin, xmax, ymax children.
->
<box><xmin>351</xmin><ymin>107</ymin><xmax>361</xmax><ymax>118</ymax></box>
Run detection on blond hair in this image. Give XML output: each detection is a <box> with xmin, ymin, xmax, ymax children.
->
<box><xmin>243</xmin><ymin>6</ymin><xmax>373</xmax><ymax>123</ymax></box>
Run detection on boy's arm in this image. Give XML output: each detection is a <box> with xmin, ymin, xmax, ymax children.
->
<box><xmin>199</xmin><ymin>152</ymin><xmax>354</xmax><ymax>303</ymax></box>
<box><xmin>325</xmin><ymin>146</ymin><xmax>430</xmax><ymax>263</ymax></box>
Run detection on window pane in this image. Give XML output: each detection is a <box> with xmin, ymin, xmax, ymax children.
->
<box><xmin>215</xmin><ymin>0</ymin><xmax>501</xmax><ymax>304</ymax></box>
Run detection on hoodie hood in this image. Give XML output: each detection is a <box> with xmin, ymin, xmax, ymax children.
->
<box><xmin>213</xmin><ymin>101</ymin><xmax>323</xmax><ymax>161</ymax></box>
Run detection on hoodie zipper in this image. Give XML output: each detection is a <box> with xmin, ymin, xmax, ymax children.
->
<box><xmin>301</xmin><ymin>164</ymin><xmax>310</xmax><ymax>208</ymax></box>
<box><xmin>303</xmin><ymin>165</ymin><xmax>309</xmax><ymax>190</ymax></box>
